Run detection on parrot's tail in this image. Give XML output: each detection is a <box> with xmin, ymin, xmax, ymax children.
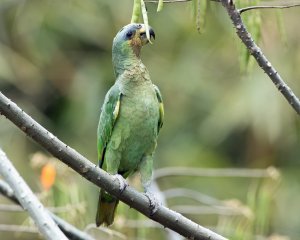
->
<box><xmin>96</xmin><ymin>189</ymin><xmax>119</xmax><ymax>227</ymax></box>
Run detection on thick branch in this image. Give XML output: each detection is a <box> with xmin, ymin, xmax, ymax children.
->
<box><xmin>221</xmin><ymin>0</ymin><xmax>300</xmax><ymax>115</ymax></box>
<box><xmin>0</xmin><ymin>149</ymin><xmax>68</xmax><ymax>240</ymax></box>
<box><xmin>0</xmin><ymin>92</ymin><xmax>227</xmax><ymax>240</ymax></box>
<box><xmin>0</xmin><ymin>180</ymin><xmax>95</xmax><ymax>240</ymax></box>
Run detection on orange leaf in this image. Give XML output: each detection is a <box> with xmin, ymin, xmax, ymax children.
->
<box><xmin>40</xmin><ymin>163</ymin><xmax>56</xmax><ymax>190</ymax></box>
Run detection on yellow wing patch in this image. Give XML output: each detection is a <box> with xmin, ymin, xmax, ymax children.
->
<box><xmin>113</xmin><ymin>99</ymin><xmax>121</xmax><ymax>121</ymax></box>
<box><xmin>153</xmin><ymin>84</ymin><xmax>164</xmax><ymax>131</ymax></box>
<box><xmin>158</xmin><ymin>102</ymin><xmax>164</xmax><ymax>129</ymax></box>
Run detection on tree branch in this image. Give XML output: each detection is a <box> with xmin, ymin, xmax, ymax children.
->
<box><xmin>143</xmin><ymin>0</ymin><xmax>300</xmax><ymax>114</ymax></box>
<box><xmin>239</xmin><ymin>3</ymin><xmax>300</xmax><ymax>14</ymax></box>
<box><xmin>0</xmin><ymin>91</ymin><xmax>227</xmax><ymax>240</ymax></box>
<box><xmin>220</xmin><ymin>0</ymin><xmax>300</xmax><ymax>115</ymax></box>
<box><xmin>0</xmin><ymin>180</ymin><xmax>95</xmax><ymax>240</ymax></box>
<box><xmin>0</xmin><ymin>149</ymin><xmax>68</xmax><ymax>240</ymax></box>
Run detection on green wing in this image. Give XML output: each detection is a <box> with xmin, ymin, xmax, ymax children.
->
<box><xmin>153</xmin><ymin>84</ymin><xmax>164</xmax><ymax>132</ymax></box>
<box><xmin>97</xmin><ymin>85</ymin><xmax>122</xmax><ymax>168</ymax></box>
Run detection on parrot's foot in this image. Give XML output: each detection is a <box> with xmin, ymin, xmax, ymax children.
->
<box><xmin>144</xmin><ymin>191</ymin><xmax>160</xmax><ymax>216</ymax></box>
<box><xmin>113</xmin><ymin>174</ymin><xmax>128</xmax><ymax>193</ymax></box>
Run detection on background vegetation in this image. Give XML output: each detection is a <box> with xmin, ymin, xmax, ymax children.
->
<box><xmin>0</xmin><ymin>0</ymin><xmax>300</xmax><ymax>239</ymax></box>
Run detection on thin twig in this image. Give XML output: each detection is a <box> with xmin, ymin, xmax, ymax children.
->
<box><xmin>220</xmin><ymin>0</ymin><xmax>300</xmax><ymax>115</ymax></box>
<box><xmin>0</xmin><ymin>92</ymin><xmax>227</xmax><ymax>240</ymax></box>
<box><xmin>84</xmin><ymin>224</ymin><xmax>127</xmax><ymax>240</ymax></box>
<box><xmin>172</xmin><ymin>205</ymin><xmax>246</xmax><ymax>216</ymax></box>
<box><xmin>162</xmin><ymin>188</ymin><xmax>224</xmax><ymax>205</ymax></box>
<box><xmin>239</xmin><ymin>4</ymin><xmax>300</xmax><ymax>14</ymax></box>
<box><xmin>118</xmin><ymin>219</ymin><xmax>161</xmax><ymax>228</ymax></box>
<box><xmin>145</xmin><ymin>0</ymin><xmax>191</xmax><ymax>3</ymax></box>
<box><xmin>0</xmin><ymin>224</ymin><xmax>38</xmax><ymax>234</ymax></box>
<box><xmin>0</xmin><ymin>179</ymin><xmax>95</xmax><ymax>240</ymax></box>
<box><xmin>47</xmin><ymin>202</ymin><xmax>85</xmax><ymax>213</ymax></box>
<box><xmin>161</xmin><ymin>188</ymin><xmax>252</xmax><ymax>217</ymax></box>
<box><xmin>0</xmin><ymin>203</ymin><xmax>85</xmax><ymax>213</ymax></box>
<box><xmin>163</xmin><ymin>189</ymin><xmax>251</xmax><ymax>216</ymax></box>
<box><xmin>0</xmin><ymin>149</ymin><xmax>68</xmax><ymax>240</ymax></box>
<box><xmin>0</xmin><ymin>204</ymin><xmax>22</xmax><ymax>212</ymax></box>
<box><xmin>145</xmin><ymin>0</ymin><xmax>220</xmax><ymax>3</ymax></box>
<box><xmin>154</xmin><ymin>166</ymin><xmax>276</xmax><ymax>179</ymax></box>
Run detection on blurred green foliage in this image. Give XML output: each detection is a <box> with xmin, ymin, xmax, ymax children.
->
<box><xmin>0</xmin><ymin>0</ymin><xmax>300</xmax><ymax>239</ymax></box>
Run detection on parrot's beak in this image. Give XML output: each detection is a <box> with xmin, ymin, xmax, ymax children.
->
<box><xmin>129</xmin><ymin>24</ymin><xmax>155</xmax><ymax>56</ymax></box>
<box><xmin>139</xmin><ymin>26</ymin><xmax>155</xmax><ymax>45</ymax></box>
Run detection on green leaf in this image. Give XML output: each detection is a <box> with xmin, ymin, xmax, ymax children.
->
<box><xmin>197</xmin><ymin>0</ymin><xmax>208</xmax><ymax>33</ymax></box>
<box><xmin>157</xmin><ymin>0</ymin><xmax>164</xmax><ymax>12</ymax></box>
<box><xmin>192</xmin><ymin>0</ymin><xmax>209</xmax><ymax>33</ymax></box>
<box><xmin>131</xmin><ymin>0</ymin><xmax>141</xmax><ymax>23</ymax></box>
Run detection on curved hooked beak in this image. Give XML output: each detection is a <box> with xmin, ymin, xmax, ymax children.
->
<box><xmin>138</xmin><ymin>26</ymin><xmax>155</xmax><ymax>45</ymax></box>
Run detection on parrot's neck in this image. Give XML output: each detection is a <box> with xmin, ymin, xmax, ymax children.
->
<box><xmin>112</xmin><ymin>45</ymin><xmax>142</xmax><ymax>78</ymax></box>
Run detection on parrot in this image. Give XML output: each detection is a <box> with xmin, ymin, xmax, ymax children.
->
<box><xmin>95</xmin><ymin>23</ymin><xmax>164</xmax><ymax>227</ymax></box>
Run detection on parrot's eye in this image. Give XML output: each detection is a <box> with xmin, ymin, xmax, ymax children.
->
<box><xmin>126</xmin><ymin>30</ymin><xmax>134</xmax><ymax>39</ymax></box>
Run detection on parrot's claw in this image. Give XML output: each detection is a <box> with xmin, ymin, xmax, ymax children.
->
<box><xmin>144</xmin><ymin>191</ymin><xmax>160</xmax><ymax>216</ymax></box>
<box><xmin>113</xmin><ymin>174</ymin><xmax>128</xmax><ymax>193</ymax></box>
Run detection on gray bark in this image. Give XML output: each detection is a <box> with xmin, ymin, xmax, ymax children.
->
<box><xmin>0</xmin><ymin>91</ymin><xmax>227</xmax><ymax>240</ymax></box>
<box><xmin>0</xmin><ymin>149</ymin><xmax>68</xmax><ymax>240</ymax></box>
<box><xmin>0</xmin><ymin>179</ymin><xmax>95</xmax><ymax>240</ymax></box>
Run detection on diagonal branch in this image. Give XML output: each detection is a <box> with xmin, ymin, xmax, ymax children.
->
<box><xmin>0</xmin><ymin>180</ymin><xmax>95</xmax><ymax>240</ymax></box>
<box><xmin>221</xmin><ymin>0</ymin><xmax>300</xmax><ymax>115</ymax></box>
<box><xmin>0</xmin><ymin>91</ymin><xmax>227</xmax><ymax>240</ymax></box>
<box><xmin>144</xmin><ymin>0</ymin><xmax>300</xmax><ymax>113</ymax></box>
<box><xmin>0</xmin><ymin>149</ymin><xmax>68</xmax><ymax>240</ymax></box>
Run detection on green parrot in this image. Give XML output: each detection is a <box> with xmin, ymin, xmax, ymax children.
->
<box><xmin>96</xmin><ymin>23</ymin><xmax>164</xmax><ymax>226</ymax></box>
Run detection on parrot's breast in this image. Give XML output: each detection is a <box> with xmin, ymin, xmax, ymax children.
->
<box><xmin>108</xmin><ymin>82</ymin><xmax>159</xmax><ymax>174</ymax></box>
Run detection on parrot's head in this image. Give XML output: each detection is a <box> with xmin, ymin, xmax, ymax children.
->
<box><xmin>112</xmin><ymin>23</ymin><xmax>155</xmax><ymax>59</ymax></box>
